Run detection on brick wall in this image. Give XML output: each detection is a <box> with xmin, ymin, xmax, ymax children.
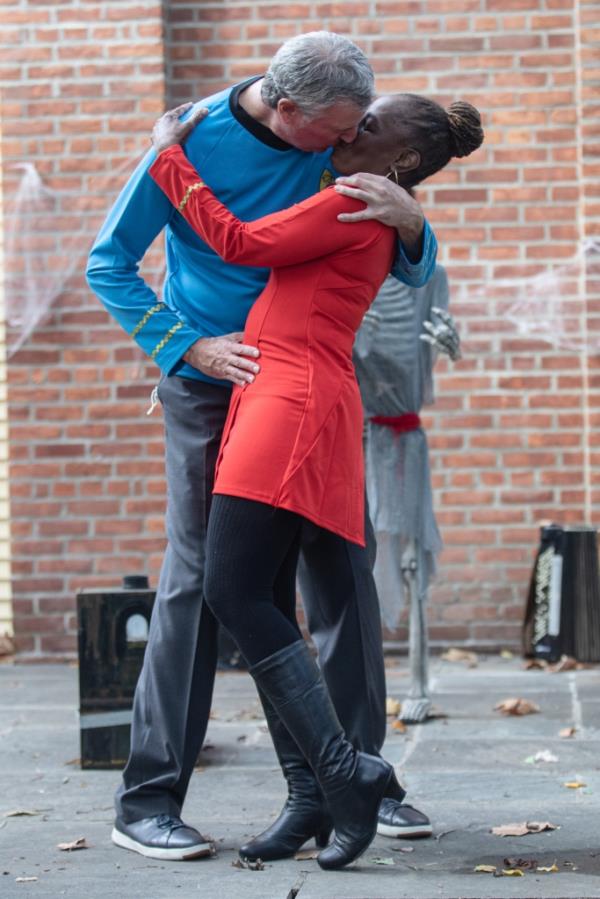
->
<box><xmin>0</xmin><ymin>119</ymin><xmax>13</xmax><ymax>653</ymax></box>
<box><xmin>1</xmin><ymin>0</ymin><xmax>599</xmax><ymax>656</ymax></box>
<box><xmin>164</xmin><ymin>0</ymin><xmax>600</xmax><ymax>651</ymax></box>
<box><xmin>1</xmin><ymin>1</ymin><xmax>167</xmax><ymax>656</ymax></box>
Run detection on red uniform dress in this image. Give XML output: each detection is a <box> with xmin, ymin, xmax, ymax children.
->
<box><xmin>150</xmin><ymin>146</ymin><xmax>395</xmax><ymax>546</ymax></box>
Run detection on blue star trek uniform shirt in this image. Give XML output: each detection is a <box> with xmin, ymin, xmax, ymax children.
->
<box><xmin>87</xmin><ymin>76</ymin><xmax>438</xmax><ymax>386</ymax></box>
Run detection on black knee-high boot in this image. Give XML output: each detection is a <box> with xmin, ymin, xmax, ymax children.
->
<box><xmin>249</xmin><ymin>640</ymin><xmax>404</xmax><ymax>871</ymax></box>
<box><xmin>239</xmin><ymin>690</ymin><xmax>333</xmax><ymax>861</ymax></box>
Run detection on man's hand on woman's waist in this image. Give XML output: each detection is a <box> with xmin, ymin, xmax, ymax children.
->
<box><xmin>183</xmin><ymin>333</ymin><xmax>260</xmax><ymax>387</ymax></box>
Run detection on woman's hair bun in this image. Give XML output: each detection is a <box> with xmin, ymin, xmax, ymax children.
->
<box><xmin>446</xmin><ymin>101</ymin><xmax>484</xmax><ymax>158</ymax></box>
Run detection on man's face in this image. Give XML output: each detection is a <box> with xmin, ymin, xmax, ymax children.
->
<box><xmin>276</xmin><ymin>99</ymin><xmax>367</xmax><ymax>153</ymax></box>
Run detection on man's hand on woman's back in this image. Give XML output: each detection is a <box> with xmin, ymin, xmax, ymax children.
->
<box><xmin>334</xmin><ymin>173</ymin><xmax>425</xmax><ymax>261</ymax></box>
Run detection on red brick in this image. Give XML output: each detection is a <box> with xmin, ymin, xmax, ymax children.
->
<box><xmin>93</xmin><ymin>520</ymin><xmax>143</xmax><ymax>537</ymax></box>
<box><xmin>441</xmin><ymin>490</ymin><xmax>496</xmax><ymax>506</ymax></box>
<box><xmin>14</xmin><ymin>614</ymin><xmax>68</xmax><ymax>635</ymax></box>
<box><xmin>37</xmin><ymin>557</ymin><xmax>94</xmax><ymax>575</ymax></box>
<box><xmin>4</xmin><ymin>0</ymin><xmax>596</xmax><ymax>659</ymax></box>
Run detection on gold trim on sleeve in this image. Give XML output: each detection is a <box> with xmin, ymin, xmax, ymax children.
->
<box><xmin>131</xmin><ymin>302</ymin><xmax>166</xmax><ymax>339</ymax></box>
<box><xmin>151</xmin><ymin>321</ymin><xmax>185</xmax><ymax>360</ymax></box>
<box><xmin>319</xmin><ymin>169</ymin><xmax>335</xmax><ymax>191</ymax></box>
<box><xmin>178</xmin><ymin>181</ymin><xmax>204</xmax><ymax>213</ymax></box>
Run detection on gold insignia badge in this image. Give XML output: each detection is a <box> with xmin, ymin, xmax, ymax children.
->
<box><xmin>319</xmin><ymin>169</ymin><xmax>335</xmax><ymax>191</ymax></box>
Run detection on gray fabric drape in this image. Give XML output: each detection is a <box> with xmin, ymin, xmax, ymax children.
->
<box><xmin>354</xmin><ymin>267</ymin><xmax>448</xmax><ymax>629</ymax></box>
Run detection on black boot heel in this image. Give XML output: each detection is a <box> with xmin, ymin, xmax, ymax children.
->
<box><xmin>240</xmin><ymin>688</ymin><xmax>332</xmax><ymax>862</ymax></box>
<box><xmin>240</xmin><ymin>808</ymin><xmax>332</xmax><ymax>861</ymax></box>
<box><xmin>317</xmin><ymin>753</ymin><xmax>391</xmax><ymax>871</ymax></box>
<box><xmin>250</xmin><ymin>642</ymin><xmax>395</xmax><ymax>872</ymax></box>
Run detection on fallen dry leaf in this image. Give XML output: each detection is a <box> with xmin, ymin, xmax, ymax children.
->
<box><xmin>526</xmin><ymin>822</ymin><xmax>558</xmax><ymax>833</ymax></box>
<box><xmin>537</xmin><ymin>863</ymin><xmax>559</xmax><ymax>873</ymax></box>
<box><xmin>504</xmin><ymin>857</ymin><xmax>537</xmax><ymax>870</ymax></box>
<box><xmin>391</xmin><ymin>719</ymin><xmax>407</xmax><ymax>733</ymax></box>
<box><xmin>494</xmin><ymin>697</ymin><xmax>540</xmax><ymax>716</ymax></box>
<box><xmin>549</xmin><ymin>655</ymin><xmax>578</xmax><ymax>673</ymax></box>
<box><xmin>523</xmin><ymin>658</ymin><xmax>548</xmax><ymax>670</ymax></box>
<box><xmin>232</xmin><ymin>858</ymin><xmax>265</xmax><ymax>871</ymax></box>
<box><xmin>492</xmin><ymin>821</ymin><xmax>557</xmax><ymax>837</ymax></box>
<box><xmin>386</xmin><ymin>697</ymin><xmax>401</xmax><ymax>716</ymax></box>
<box><xmin>502</xmin><ymin>868</ymin><xmax>524</xmax><ymax>876</ymax></box>
<box><xmin>492</xmin><ymin>823</ymin><xmax>530</xmax><ymax>837</ymax></box>
<box><xmin>474</xmin><ymin>864</ymin><xmax>497</xmax><ymax>873</ymax></box>
<box><xmin>441</xmin><ymin>647</ymin><xmax>478</xmax><ymax>667</ymax></box>
<box><xmin>57</xmin><ymin>837</ymin><xmax>88</xmax><ymax>852</ymax></box>
<box><xmin>294</xmin><ymin>848</ymin><xmax>319</xmax><ymax>861</ymax></box>
<box><xmin>0</xmin><ymin>634</ymin><xmax>14</xmax><ymax>656</ymax></box>
<box><xmin>559</xmin><ymin>726</ymin><xmax>576</xmax><ymax>738</ymax></box>
<box><xmin>500</xmin><ymin>649</ymin><xmax>514</xmax><ymax>659</ymax></box>
<box><xmin>564</xmin><ymin>781</ymin><xmax>586</xmax><ymax>789</ymax></box>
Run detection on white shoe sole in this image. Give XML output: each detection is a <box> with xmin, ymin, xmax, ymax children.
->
<box><xmin>111</xmin><ymin>827</ymin><xmax>213</xmax><ymax>860</ymax></box>
<box><xmin>377</xmin><ymin>822</ymin><xmax>433</xmax><ymax>838</ymax></box>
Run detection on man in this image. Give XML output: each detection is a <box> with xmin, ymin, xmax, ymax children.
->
<box><xmin>87</xmin><ymin>31</ymin><xmax>436</xmax><ymax>861</ymax></box>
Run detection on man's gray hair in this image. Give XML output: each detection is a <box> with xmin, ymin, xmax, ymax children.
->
<box><xmin>261</xmin><ymin>31</ymin><xmax>374</xmax><ymax>117</ymax></box>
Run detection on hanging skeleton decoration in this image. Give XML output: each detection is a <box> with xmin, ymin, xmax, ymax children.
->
<box><xmin>354</xmin><ymin>267</ymin><xmax>460</xmax><ymax>722</ymax></box>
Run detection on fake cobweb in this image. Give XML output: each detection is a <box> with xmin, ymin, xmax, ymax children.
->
<box><xmin>465</xmin><ymin>238</ymin><xmax>600</xmax><ymax>355</ymax></box>
<box><xmin>2</xmin><ymin>156</ymin><xmax>165</xmax><ymax>359</ymax></box>
<box><xmin>4</xmin><ymin>160</ymin><xmax>600</xmax><ymax>358</ymax></box>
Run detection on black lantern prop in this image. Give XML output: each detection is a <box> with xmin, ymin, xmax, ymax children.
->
<box><xmin>77</xmin><ymin>576</ymin><xmax>154</xmax><ymax>769</ymax></box>
<box><xmin>523</xmin><ymin>525</ymin><xmax>600</xmax><ymax>663</ymax></box>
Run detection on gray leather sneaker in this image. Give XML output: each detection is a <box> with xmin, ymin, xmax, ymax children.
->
<box><xmin>112</xmin><ymin>814</ymin><xmax>213</xmax><ymax>860</ymax></box>
<box><xmin>377</xmin><ymin>800</ymin><xmax>433</xmax><ymax>838</ymax></box>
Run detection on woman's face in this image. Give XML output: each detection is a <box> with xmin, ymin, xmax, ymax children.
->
<box><xmin>331</xmin><ymin>96</ymin><xmax>409</xmax><ymax>176</ymax></box>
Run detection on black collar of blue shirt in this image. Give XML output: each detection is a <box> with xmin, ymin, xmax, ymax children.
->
<box><xmin>229</xmin><ymin>75</ymin><xmax>294</xmax><ymax>152</ymax></box>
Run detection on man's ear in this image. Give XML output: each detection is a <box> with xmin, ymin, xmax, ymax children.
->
<box><xmin>277</xmin><ymin>98</ymin><xmax>300</xmax><ymax>125</ymax></box>
<box><xmin>394</xmin><ymin>147</ymin><xmax>420</xmax><ymax>174</ymax></box>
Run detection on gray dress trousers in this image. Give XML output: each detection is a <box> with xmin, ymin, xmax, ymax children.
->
<box><xmin>116</xmin><ymin>373</ymin><xmax>386</xmax><ymax>823</ymax></box>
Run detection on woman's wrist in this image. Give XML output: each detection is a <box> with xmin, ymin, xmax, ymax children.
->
<box><xmin>154</xmin><ymin>142</ymin><xmax>183</xmax><ymax>156</ymax></box>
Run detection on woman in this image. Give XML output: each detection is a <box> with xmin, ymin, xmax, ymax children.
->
<box><xmin>149</xmin><ymin>94</ymin><xmax>483</xmax><ymax>870</ymax></box>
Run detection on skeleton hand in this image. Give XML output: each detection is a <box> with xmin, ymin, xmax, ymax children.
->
<box><xmin>419</xmin><ymin>307</ymin><xmax>461</xmax><ymax>361</ymax></box>
<box><xmin>152</xmin><ymin>103</ymin><xmax>209</xmax><ymax>154</ymax></box>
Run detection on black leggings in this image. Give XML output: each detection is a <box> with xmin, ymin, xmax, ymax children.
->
<box><xmin>204</xmin><ymin>495</ymin><xmax>306</xmax><ymax>666</ymax></box>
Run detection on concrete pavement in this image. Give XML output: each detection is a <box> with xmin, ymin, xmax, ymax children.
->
<box><xmin>1</xmin><ymin>655</ymin><xmax>599</xmax><ymax>898</ymax></box>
